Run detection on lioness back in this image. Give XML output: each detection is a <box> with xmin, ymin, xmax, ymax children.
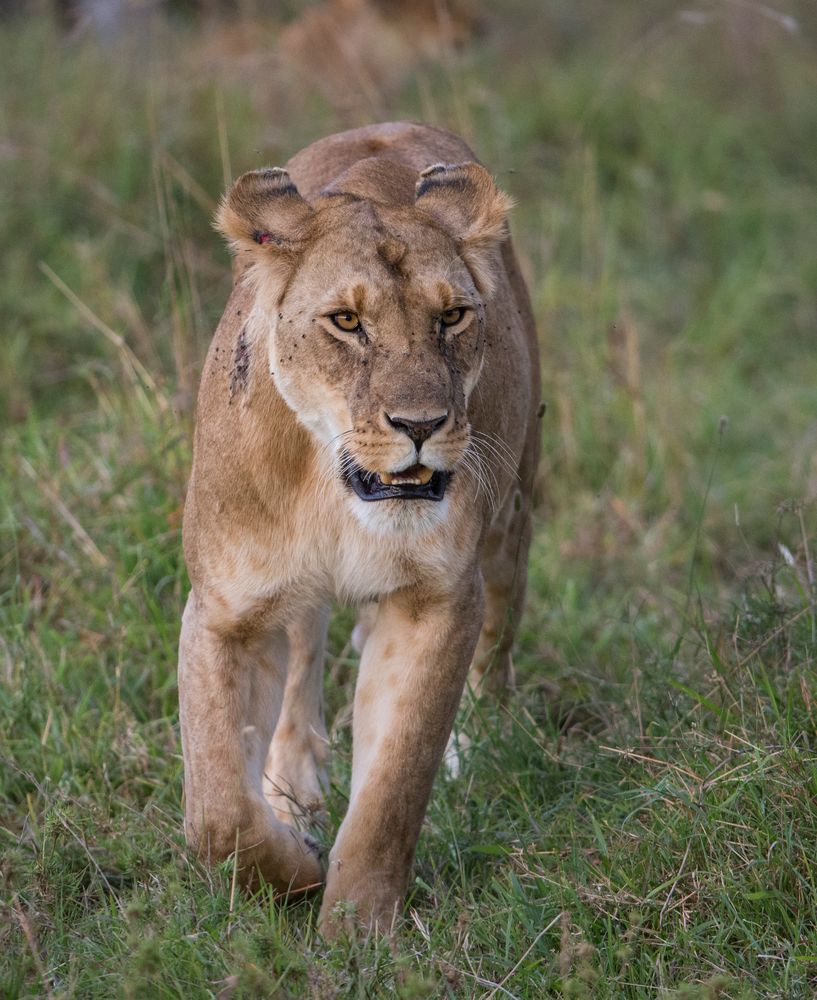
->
<box><xmin>179</xmin><ymin>122</ymin><xmax>540</xmax><ymax>935</ymax></box>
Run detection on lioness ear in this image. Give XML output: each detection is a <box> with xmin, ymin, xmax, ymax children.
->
<box><xmin>215</xmin><ymin>167</ymin><xmax>314</xmax><ymax>269</ymax></box>
<box><xmin>415</xmin><ymin>162</ymin><xmax>514</xmax><ymax>296</ymax></box>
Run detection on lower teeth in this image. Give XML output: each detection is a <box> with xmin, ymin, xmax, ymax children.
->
<box><xmin>379</xmin><ymin>465</ymin><xmax>434</xmax><ymax>487</ymax></box>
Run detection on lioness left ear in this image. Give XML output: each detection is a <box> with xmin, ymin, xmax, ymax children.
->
<box><xmin>415</xmin><ymin>162</ymin><xmax>514</xmax><ymax>296</ymax></box>
<box><xmin>215</xmin><ymin>167</ymin><xmax>314</xmax><ymax>269</ymax></box>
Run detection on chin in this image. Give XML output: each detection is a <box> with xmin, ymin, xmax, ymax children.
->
<box><xmin>347</xmin><ymin>492</ymin><xmax>451</xmax><ymax>537</ymax></box>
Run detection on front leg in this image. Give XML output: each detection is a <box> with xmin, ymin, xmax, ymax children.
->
<box><xmin>178</xmin><ymin>594</ymin><xmax>324</xmax><ymax>894</ymax></box>
<box><xmin>318</xmin><ymin>572</ymin><xmax>484</xmax><ymax>934</ymax></box>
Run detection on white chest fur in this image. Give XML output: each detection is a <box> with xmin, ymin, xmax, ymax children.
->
<box><xmin>207</xmin><ymin>484</ymin><xmax>467</xmax><ymax>629</ymax></box>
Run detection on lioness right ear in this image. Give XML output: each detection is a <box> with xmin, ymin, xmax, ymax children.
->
<box><xmin>215</xmin><ymin>168</ymin><xmax>314</xmax><ymax>265</ymax></box>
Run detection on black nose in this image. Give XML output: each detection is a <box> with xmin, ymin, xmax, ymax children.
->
<box><xmin>385</xmin><ymin>411</ymin><xmax>448</xmax><ymax>449</ymax></box>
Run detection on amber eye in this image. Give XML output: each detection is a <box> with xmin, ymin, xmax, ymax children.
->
<box><xmin>331</xmin><ymin>311</ymin><xmax>362</xmax><ymax>333</ymax></box>
<box><xmin>441</xmin><ymin>307</ymin><xmax>466</xmax><ymax>327</ymax></box>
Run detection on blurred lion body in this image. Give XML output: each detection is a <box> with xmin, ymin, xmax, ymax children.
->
<box><xmin>279</xmin><ymin>0</ymin><xmax>480</xmax><ymax>108</ymax></box>
<box><xmin>179</xmin><ymin>122</ymin><xmax>540</xmax><ymax>933</ymax></box>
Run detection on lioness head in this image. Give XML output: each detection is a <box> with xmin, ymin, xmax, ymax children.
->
<box><xmin>216</xmin><ymin>157</ymin><xmax>512</xmax><ymax>524</ymax></box>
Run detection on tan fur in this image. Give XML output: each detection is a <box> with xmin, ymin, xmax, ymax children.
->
<box><xmin>279</xmin><ymin>0</ymin><xmax>480</xmax><ymax>112</ymax></box>
<box><xmin>180</xmin><ymin>122</ymin><xmax>540</xmax><ymax>935</ymax></box>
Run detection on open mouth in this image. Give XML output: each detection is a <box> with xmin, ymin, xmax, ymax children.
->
<box><xmin>342</xmin><ymin>455</ymin><xmax>450</xmax><ymax>502</ymax></box>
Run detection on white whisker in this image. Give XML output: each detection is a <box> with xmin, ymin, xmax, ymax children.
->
<box><xmin>470</xmin><ymin>430</ymin><xmax>519</xmax><ymax>478</ymax></box>
<box><xmin>315</xmin><ymin>429</ymin><xmax>359</xmax><ymax>495</ymax></box>
<box><xmin>473</xmin><ymin>441</ymin><xmax>517</xmax><ymax>483</ymax></box>
<box><xmin>461</xmin><ymin>444</ymin><xmax>499</xmax><ymax>514</ymax></box>
<box><xmin>471</xmin><ymin>428</ymin><xmax>518</xmax><ymax>465</ymax></box>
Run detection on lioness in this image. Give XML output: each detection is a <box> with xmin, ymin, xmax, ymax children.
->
<box><xmin>179</xmin><ymin>122</ymin><xmax>540</xmax><ymax>934</ymax></box>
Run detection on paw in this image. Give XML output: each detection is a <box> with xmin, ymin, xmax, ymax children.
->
<box><xmin>265</xmin><ymin>776</ymin><xmax>327</xmax><ymax>828</ymax></box>
<box><xmin>264</xmin><ymin>734</ymin><xmax>328</xmax><ymax>829</ymax></box>
<box><xmin>187</xmin><ymin>795</ymin><xmax>325</xmax><ymax>896</ymax></box>
<box><xmin>318</xmin><ymin>891</ymin><xmax>401</xmax><ymax>940</ymax></box>
<box><xmin>318</xmin><ymin>861</ymin><xmax>403</xmax><ymax>939</ymax></box>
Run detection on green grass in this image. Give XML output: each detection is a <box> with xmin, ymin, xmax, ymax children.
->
<box><xmin>2</xmin><ymin>2</ymin><xmax>817</xmax><ymax>996</ymax></box>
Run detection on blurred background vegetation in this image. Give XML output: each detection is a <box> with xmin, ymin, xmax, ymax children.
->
<box><xmin>2</xmin><ymin>1</ymin><xmax>817</xmax><ymax>996</ymax></box>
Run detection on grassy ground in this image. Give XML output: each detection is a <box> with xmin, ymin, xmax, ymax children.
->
<box><xmin>2</xmin><ymin>1</ymin><xmax>817</xmax><ymax>996</ymax></box>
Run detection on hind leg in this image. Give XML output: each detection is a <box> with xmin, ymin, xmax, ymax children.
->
<box><xmin>467</xmin><ymin>482</ymin><xmax>533</xmax><ymax>698</ymax></box>
<box><xmin>264</xmin><ymin>604</ymin><xmax>330</xmax><ymax>828</ymax></box>
<box><xmin>444</xmin><ymin>422</ymin><xmax>538</xmax><ymax>777</ymax></box>
<box><xmin>350</xmin><ymin>601</ymin><xmax>377</xmax><ymax>656</ymax></box>
<box><xmin>443</xmin><ymin>481</ymin><xmax>533</xmax><ymax>778</ymax></box>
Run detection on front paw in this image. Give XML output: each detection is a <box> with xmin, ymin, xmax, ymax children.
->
<box><xmin>317</xmin><ymin>862</ymin><xmax>403</xmax><ymax>939</ymax></box>
<box><xmin>186</xmin><ymin>794</ymin><xmax>325</xmax><ymax>896</ymax></box>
